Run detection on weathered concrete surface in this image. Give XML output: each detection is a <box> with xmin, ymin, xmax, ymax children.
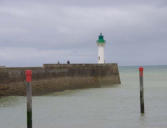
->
<box><xmin>0</xmin><ymin>63</ymin><xmax>120</xmax><ymax>96</ymax></box>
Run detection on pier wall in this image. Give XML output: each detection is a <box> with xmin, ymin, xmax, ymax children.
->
<box><xmin>0</xmin><ymin>63</ymin><xmax>120</xmax><ymax>96</ymax></box>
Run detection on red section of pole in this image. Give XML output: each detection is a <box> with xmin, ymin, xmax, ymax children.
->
<box><xmin>139</xmin><ymin>67</ymin><xmax>143</xmax><ymax>77</ymax></box>
<box><xmin>139</xmin><ymin>67</ymin><xmax>145</xmax><ymax>114</ymax></box>
<box><xmin>25</xmin><ymin>70</ymin><xmax>32</xmax><ymax>128</ymax></box>
<box><xmin>25</xmin><ymin>70</ymin><xmax>32</xmax><ymax>82</ymax></box>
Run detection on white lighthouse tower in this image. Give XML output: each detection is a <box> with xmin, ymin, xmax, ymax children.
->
<box><xmin>97</xmin><ymin>33</ymin><xmax>106</xmax><ymax>64</ymax></box>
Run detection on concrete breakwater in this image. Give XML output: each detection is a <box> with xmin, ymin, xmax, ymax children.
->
<box><xmin>0</xmin><ymin>63</ymin><xmax>120</xmax><ymax>96</ymax></box>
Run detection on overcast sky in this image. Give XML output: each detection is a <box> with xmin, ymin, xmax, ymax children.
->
<box><xmin>0</xmin><ymin>0</ymin><xmax>167</xmax><ymax>66</ymax></box>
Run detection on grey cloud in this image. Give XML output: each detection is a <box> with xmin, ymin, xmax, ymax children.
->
<box><xmin>2</xmin><ymin>0</ymin><xmax>167</xmax><ymax>7</ymax></box>
<box><xmin>0</xmin><ymin>0</ymin><xmax>167</xmax><ymax>66</ymax></box>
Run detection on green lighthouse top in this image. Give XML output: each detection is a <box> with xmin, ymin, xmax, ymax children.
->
<box><xmin>97</xmin><ymin>33</ymin><xmax>105</xmax><ymax>44</ymax></box>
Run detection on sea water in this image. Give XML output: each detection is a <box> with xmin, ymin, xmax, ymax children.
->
<box><xmin>0</xmin><ymin>65</ymin><xmax>167</xmax><ymax>128</ymax></box>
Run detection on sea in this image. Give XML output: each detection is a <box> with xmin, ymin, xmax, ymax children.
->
<box><xmin>0</xmin><ymin>65</ymin><xmax>167</xmax><ymax>128</ymax></box>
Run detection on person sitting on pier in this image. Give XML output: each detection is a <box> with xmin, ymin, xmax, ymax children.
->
<box><xmin>67</xmin><ymin>60</ymin><xmax>70</xmax><ymax>64</ymax></box>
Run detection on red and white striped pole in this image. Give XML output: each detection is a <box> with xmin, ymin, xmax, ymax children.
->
<box><xmin>139</xmin><ymin>67</ymin><xmax>145</xmax><ymax>114</ymax></box>
<box><xmin>25</xmin><ymin>70</ymin><xmax>32</xmax><ymax>128</ymax></box>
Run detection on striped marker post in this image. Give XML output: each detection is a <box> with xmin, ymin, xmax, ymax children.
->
<box><xmin>139</xmin><ymin>67</ymin><xmax>145</xmax><ymax>114</ymax></box>
<box><xmin>25</xmin><ymin>70</ymin><xmax>32</xmax><ymax>128</ymax></box>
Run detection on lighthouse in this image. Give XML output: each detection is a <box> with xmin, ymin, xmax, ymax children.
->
<box><xmin>97</xmin><ymin>33</ymin><xmax>106</xmax><ymax>64</ymax></box>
